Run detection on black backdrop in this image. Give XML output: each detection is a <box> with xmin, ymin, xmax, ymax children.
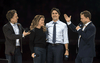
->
<box><xmin>0</xmin><ymin>0</ymin><xmax>100</xmax><ymax>63</ymax></box>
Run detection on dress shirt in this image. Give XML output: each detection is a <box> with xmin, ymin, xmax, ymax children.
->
<box><xmin>46</xmin><ymin>20</ymin><xmax>69</xmax><ymax>44</ymax></box>
<box><xmin>10</xmin><ymin>23</ymin><xmax>20</xmax><ymax>46</ymax></box>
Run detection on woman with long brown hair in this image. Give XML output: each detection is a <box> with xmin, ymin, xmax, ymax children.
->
<box><xmin>29</xmin><ymin>15</ymin><xmax>46</xmax><ymax>63</ymax></box>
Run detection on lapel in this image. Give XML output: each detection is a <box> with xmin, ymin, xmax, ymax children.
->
<box><xmin>8</xmin><ymin>22</ymin><xmax>15</xmax><ymax>34</ymax></box>
<box><xmin>83</xmin><ymin>22</ymin><xmax>92</xmax><ymax>32</ymax></box>
<box><xmin>8</xmin><ymin>22</ymin><xmax>22</xmax><ymax>34</ymax></box>
<box><xmin>17</xmin><ymin>23</ymin><xmax>21</xmax><ymax>34</ymax></box>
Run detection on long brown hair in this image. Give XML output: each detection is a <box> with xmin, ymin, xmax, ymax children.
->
<box><xmin>30</xmin><ymin>15</ymin><xmax>46</xmax><ymax>32</ymax></box>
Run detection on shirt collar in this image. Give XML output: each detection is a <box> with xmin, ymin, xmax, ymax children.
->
<box><xmin>10</xmin><ymin>22</ymin><xmax>17</xmax><ymax>26</ymax></box>
<box><xmin>84</xmin><ymin>21</ymin><xmax>91</xmax><ymax>26</ymax></box>
<box><xmin>52</xmin><ymin>20</ymin><xmax>60</xmax><ymax>24</ymax></box>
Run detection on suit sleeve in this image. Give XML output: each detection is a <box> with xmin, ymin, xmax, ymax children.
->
<box><xmin>77</xmin><ymin>25</ymin><xmax>96</xmax><ymax>41</ymax></box>
<box><xmin>29</xmin><ymin>30</ymin><xmax>35</xmax><ymax>54</ymax></box>
<box><xmin>3</xmin><ymin>25</ymin><xmax>22</xmax><ymax>40</ymax></box>
<box><xmin>68</xmin><ymin>23</ymin><xmax>77</xmax><ymax>32</ymax></box>
<box><xmin>20</xmin><ymin>24</ymin><xmax>24</xmax><ymax>32</ymax></box>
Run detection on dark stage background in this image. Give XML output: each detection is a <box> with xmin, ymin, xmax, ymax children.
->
<box><xmin>0</xmin><ymin>0</ymin><xmax>100</xmax><ymax>63</ymax></box>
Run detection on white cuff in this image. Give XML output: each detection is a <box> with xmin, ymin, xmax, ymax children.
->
<box><xmin>77</xmin><ymin>28</ymin><xmax>81</xmax><ymax>31</ymax></box>
<box><xmin>22</xmin><ymin>34</ymin><xmax>24</xmax><ymax>37</ymax></box>
<box><xmin>67</xmin><ymin>21</ymin><xmax>71</xmax><ymax>25</ymax></box>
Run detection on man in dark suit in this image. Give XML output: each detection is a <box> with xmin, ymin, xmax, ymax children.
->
<box><xmin>3</xmin><ymin>10</ymin><xmax>30</xmax><ymax>63</ymax></box>
<box><xmin>64</xmin><ymin>10</ymin><xmax>96</xmax><ymax>63</ymax></box>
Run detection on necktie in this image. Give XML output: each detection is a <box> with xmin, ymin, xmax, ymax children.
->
<box><xmin>53</xmin><ymin>22</ymin><xmax>56</xmax><ymax>44</ymax></box>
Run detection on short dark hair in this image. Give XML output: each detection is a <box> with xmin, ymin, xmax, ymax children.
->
<box><xmin>6</xmin><ymin>9</ymin><xmax>17</xmax><ymax>21</ymax></box>
<box><xmin>80</xmin><ymin>10</ymin><xmax>91</xmax><ymax>20</ymax></box>
<box><xmin>51</xmin><ymin>8</ymin><xmax>60</xmax><ymax>15</ymax></box>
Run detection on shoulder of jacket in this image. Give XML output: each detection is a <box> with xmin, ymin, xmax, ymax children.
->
<box><xmin>3</xmin><ymin>23</ymin><xmax>9</xmax><ymax>28</ymax></box>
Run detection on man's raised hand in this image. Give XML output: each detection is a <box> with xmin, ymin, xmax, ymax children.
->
<box><xmin>64</xmin><ymin>14</ymin><xmax>71</xmax><ymax>22</ymax></box>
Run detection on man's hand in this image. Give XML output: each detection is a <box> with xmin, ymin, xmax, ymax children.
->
<box><xmin>64</xmin><ymin>14</ymin><xmax>71</xmax><ymax>22</ymax></box>
<box><xmin>64</xmin><ymin>50</ymin><xmax>69</xmax><ymax>56</ymax></box>
<box><xmin>76</xmin><ymin>26</ymin><xmax>81</xmax><ymax>31</ymax></box>
<box><xmin>31</xmin><ymin>53</ymin><xmax>35</xmax><ymax>58</ymax></box>
<box><xmin>23</xmin><ymin>30</ymin><xmax>30</xmax><ymax>36</ymax></box>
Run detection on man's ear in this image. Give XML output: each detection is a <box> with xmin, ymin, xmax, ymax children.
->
<box><xmin>10</xmin><ymin>19</ymin><xmax>12</xmax><ymax>22</ymax></box>
<box><xmin>10</xmin><ymin>17</ymin><xmax>13</xmax><ymax>22</ymax></box>
<box><xmin>87</xmin><ymin>17</ymin><xmax>89</xmax><ymax>20</ymax></box>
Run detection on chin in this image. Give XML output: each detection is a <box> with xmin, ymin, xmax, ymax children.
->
<box><xmin>53</xmin><ymin>18</ymin><xmax>57</xmax><ymax>20</ymax></box>
<box><xmin>42</xmin><ymin>25</ymin><xmax>44</xmax><ymax>27</ymax></box>
<box><xmin>15</xmin><ymin>22</ymin><xmax>17</xmax><ymax>23</ymax></box>
<box><xmin>41</xmin><ymin>25</ymin><xmax>44</xmax><ymax>27</ymax></box>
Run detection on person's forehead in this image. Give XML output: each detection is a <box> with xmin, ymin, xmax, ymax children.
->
<box><xmin>81</xmin><ymin>14</ymin><xmax>85</xmax><ymax>17</ymax></box>
<box><xmin>14</xmin><ymin>13</ymin><xmax>18</xmax><ymax>16</ymax></box>
<box><xmin>40</xmin><ymin>18</ymin><xmax>44</xmax><ymax>19</ymax></box>
<box><xmin>52</xmin><ymin>10</ymin><xmax>58</xmax><ymax>13</ymax></box>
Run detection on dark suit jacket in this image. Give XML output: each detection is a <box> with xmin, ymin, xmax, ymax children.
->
<box><xmin>3</xmin><ymin>22</ymin><xmax>24</xmax><ymax>55</ymax></box>
<box><xmin>68</xmin><ymin>22</ymin><xmax>96</xmax><ymax>58</ymax></box>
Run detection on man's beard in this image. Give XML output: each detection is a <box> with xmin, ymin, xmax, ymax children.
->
<box><xmin>14</xmin><ymin>20</ymin><xmax>18</xmax><ymax>24</ymax></box>
<box><xmin>53</xmin><ymin>17</ymin><xmax>57</xmax><ymax>21</ymax></box>
<box><xmin>54</xmin><ymin>18</ymin><xmax>57</xmax><ymax>21</ymax></box>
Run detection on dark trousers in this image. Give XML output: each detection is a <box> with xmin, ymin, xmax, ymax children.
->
<box><xmin>33</xmin><ymin>47</ymin><xmax>46</xmax><ymax>63</ymax></box>
<box><xmin>46</xmin><ymin>44</ymin><xmax>64</xmax><ymax>63</ymax></box>
<box><xmin>6</xmin><ymin>47</ymin><xmax>22</xmax><ymax>63</ymax></box>
<box><xmin>75</xmin><ymin>54</ymin><xmax>93</xmax><ymax>63</ymax></box>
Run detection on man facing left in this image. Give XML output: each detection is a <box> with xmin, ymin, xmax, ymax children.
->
<box><xmin>3</xmin><ymin>10</ymin><xmax>30</xmax><ymax>63</ymax></box>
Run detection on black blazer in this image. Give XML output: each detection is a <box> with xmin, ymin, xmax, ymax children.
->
<box><xmin>3</xmin><ymin>22</ymin><xmax>24</xmax><ymax>55</ymax></box>
<box><xmin>68</xmin><ymin>22</ymin><xmax>96</xmax><ymax>58</ymax></box>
